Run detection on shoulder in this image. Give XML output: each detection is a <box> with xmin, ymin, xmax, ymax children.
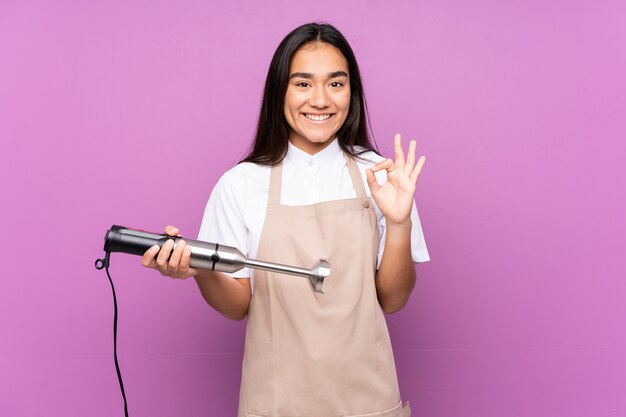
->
<box><xmin>214</xmin><ymin>162</ymin><xmax>271</xmax><ymax>193</ymax></box>
<box><xmin>207</xmin><ymin>162</ymin><xmax>270</xmax><ymax>214</ymax></box>
<box><xmin>351</xmin><ymin>146</ymin><xmax>386</xmax><ymax>168</ymax></box>
<box><xmin>351</xmin><ymin>146</ymin><xmax>388</xmax><ymax>182</ymax></box>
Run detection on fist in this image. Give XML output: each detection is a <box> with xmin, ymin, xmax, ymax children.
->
<box><xmin>141</xmin><ymin>225</ymin><xmax>198</xmax><ymax>279</ymax></box>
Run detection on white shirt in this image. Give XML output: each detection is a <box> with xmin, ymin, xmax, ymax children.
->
<box><xmin>197</xmin><ymin>138</ymin><xmax>430</xmax><ymax>286</ymax></box>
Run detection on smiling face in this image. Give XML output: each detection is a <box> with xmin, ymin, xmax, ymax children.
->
<box><xmin>283</xmin><ymin>42</ymin><xmax>351</xmax><ymax>155</ymax></box>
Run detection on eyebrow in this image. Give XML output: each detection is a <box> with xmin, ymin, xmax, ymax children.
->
<box><xmin>289</xmin><ymin>71</ymin><xmax>349</xmax><ymax>79</ymax></box>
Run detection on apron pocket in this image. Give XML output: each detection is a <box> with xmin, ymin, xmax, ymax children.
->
<box><xmin>344</xmin><ymin>400</ymin><xmax>406</xmax><ymax>417</ymax></box>
<box><xmin>245</xmin><ymin>400</ymin><xmax>410</xmax><ymax>417</ymax></box>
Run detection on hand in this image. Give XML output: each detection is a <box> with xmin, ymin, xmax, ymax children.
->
<box><xmin>141</xmin><ymin>225</ymin><xmax>199</xmax><ymax>279</ymax></box>
<box><xmin>366</xmin><ymin>133</ymin><xmax>426</xmax><ymax>226</ymax></box>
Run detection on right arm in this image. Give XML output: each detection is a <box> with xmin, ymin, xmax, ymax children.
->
<box><xmin>142</xmin><ymin>225</ymin><xmax>251</xmax><ymax>321</ymax></box>
<box><xmin>193</xmin><ymin>270</ymin><xmax>251</xmax><ymax>321</ymax></box>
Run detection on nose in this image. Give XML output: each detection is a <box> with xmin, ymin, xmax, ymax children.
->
<box><xmin>309</xmin><ymin>86</ymin><xmax>329</xmax><ymax>108</ymax></box>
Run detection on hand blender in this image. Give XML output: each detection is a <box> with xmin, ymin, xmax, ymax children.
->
<box><xmin>96</xmin><ymin>225</ymin><xmax>330</xmax><ymax>293</ymax></box>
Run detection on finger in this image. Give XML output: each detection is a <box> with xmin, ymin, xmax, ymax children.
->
<box><xmin>179</xmin><ymin>245</ymin><xmax>197</xmax><ymax>277</ymax></box>
<box><xmin>410</xmin><ymin>155</ymin><xmax>426</xmax><ymax>184</ymax></box>
<box><xmin>165</xmin><ymin>225</ymin><xmax>180</xmax><ymax>237</ymax></box>
<box><xmin>405</xmin><ymin>140</ymin><xmax>416</xmax><ymax>173</ymax></box>
<box><xmin>394</xmin><ymin>133</ymin><xmax>405</xmax><ymax>169</ymax></box>
<box><xmin>156</xmin><ymin>239</ymin><xmax>174</xmax><ymax>273</ymax></box>
<box><xmin>141</xmin><ymin>245</ymin><xmax>160</xmax><ymax>268</ymax></box>
<box><xmin>366</xmin><ymin>168</ymin><xmax>381</xmax><ymax>194</ymax></box>
<box><xmin>168</xmin><ymin>239</ymin><xmax>185</xmax><ymax>276</ymax></box>
<box><xmin>370</xmin><ymin>158</ymin><xmax>395</xmax><ymax>174</ymax></box>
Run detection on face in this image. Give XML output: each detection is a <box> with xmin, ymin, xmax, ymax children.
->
<box><xmin>284</xmin><ymin>42</ymin><xmax>351</xmax><ymax>155</ymax></box>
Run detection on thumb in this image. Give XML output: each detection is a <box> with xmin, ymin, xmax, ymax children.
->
<box><xmin>165</xmin><ymin>225</ymin><xmax>180</xmax><ymax>236</ymax></box>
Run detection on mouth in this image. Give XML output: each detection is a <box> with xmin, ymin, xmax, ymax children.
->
<box><xmin>302</xmin><ymin>113</ymin><xmax>335</xmax><ymax>124</ymax></box>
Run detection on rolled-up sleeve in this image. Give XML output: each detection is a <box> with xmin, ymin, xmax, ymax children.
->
<box><xmin>197</xmin><ymin>170</ymin><xmax>250</xmax><ymax>278</ymax></box>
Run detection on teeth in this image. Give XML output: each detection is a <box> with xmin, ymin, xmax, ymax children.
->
<box><xmin>305</xmin><ymin>114</ymin><xmax>332</xmax><ymax>121</ymax></box>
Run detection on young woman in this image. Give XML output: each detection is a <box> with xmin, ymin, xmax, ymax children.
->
<box><xmin>142</xmin><ymin>22</ymin><xmax>429</xmax><ymax>417</ymax></box>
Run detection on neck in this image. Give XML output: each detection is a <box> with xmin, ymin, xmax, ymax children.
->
<box><xmin>288</xmin><ymin>136</ymin><xmax>336</xmax><ymax>156</ymax></box>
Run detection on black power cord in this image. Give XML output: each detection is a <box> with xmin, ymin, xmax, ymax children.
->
<box><xmin>95</xmin><ymin>252</ymin><xmax>129</xmax><ymax>417</ymax></box>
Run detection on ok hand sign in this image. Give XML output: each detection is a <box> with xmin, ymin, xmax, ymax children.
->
<box><xmin>366</xmin><ymin>133</ymin><xmax>426</xmax><ymax>226</ymax></box>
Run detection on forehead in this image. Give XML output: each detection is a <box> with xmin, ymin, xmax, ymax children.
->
<box><xmin>289</xmin><ymin>42</ymin><xmax>348</xmax><ymax>74</ymax></box>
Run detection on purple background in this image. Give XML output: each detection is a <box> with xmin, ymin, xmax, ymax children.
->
<box><xmin>2</xmin><ymin>1</ymin><xmax>625</xmax><ymax>416</ymax></box>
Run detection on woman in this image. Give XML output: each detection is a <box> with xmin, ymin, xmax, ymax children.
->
<box><xmin>142</xmin><ymin>22</ymin><xmax>429</xmax><ymax>417</ymax></box>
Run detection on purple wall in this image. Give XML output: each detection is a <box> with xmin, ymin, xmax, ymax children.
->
<box><xmin>2</xmin><ymin>1</ymin><xmax>625</xmax><ymax>416</ymax></box>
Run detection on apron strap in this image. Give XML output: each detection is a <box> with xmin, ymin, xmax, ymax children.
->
<box><xmin>345</xmin><ymin>154</ymin><xmax>368</xmax><ymax>199</ymax></box>
<box><xmin>269</xmin><ymin>162</ymin><xmax>282</xmax><ymax>205</ymax></box>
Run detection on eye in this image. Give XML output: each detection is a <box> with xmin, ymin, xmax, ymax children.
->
<box><xmin>295</xmin><ymin>82</ymin><xmax>310</xmax><ymax>88</ymax></box>
<box><xmin>330</xmin><ymin>81</ymin><xmax>345</xmax><ymax>88</ymax></box>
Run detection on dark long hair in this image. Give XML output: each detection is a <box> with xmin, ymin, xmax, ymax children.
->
<box><xmin>240</xmin><ymin>22</ymin><xmax>378</xmax><ymax>165</ymax></box>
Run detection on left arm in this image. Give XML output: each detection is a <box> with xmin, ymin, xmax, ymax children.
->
<box><xmin>366</xmin><ymin>133</ymin><xmax>426</xmax><ymax>314</ymax></box>
<box><xmin>375</xmin><ymin>220</ymin><xmax>414</xmax><ymax>313</ymax></box>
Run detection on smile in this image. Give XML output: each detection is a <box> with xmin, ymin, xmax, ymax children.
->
<box><xmin>303</xmin><ymin>113</ymin><xmax>334</xmax><ymax>122</ymax></box>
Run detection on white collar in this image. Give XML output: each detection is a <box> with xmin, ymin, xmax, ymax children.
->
<box><xmin>285</xmin><ymin>137</ymin><xmax>345</xmax><ymax>168</ymax></box>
